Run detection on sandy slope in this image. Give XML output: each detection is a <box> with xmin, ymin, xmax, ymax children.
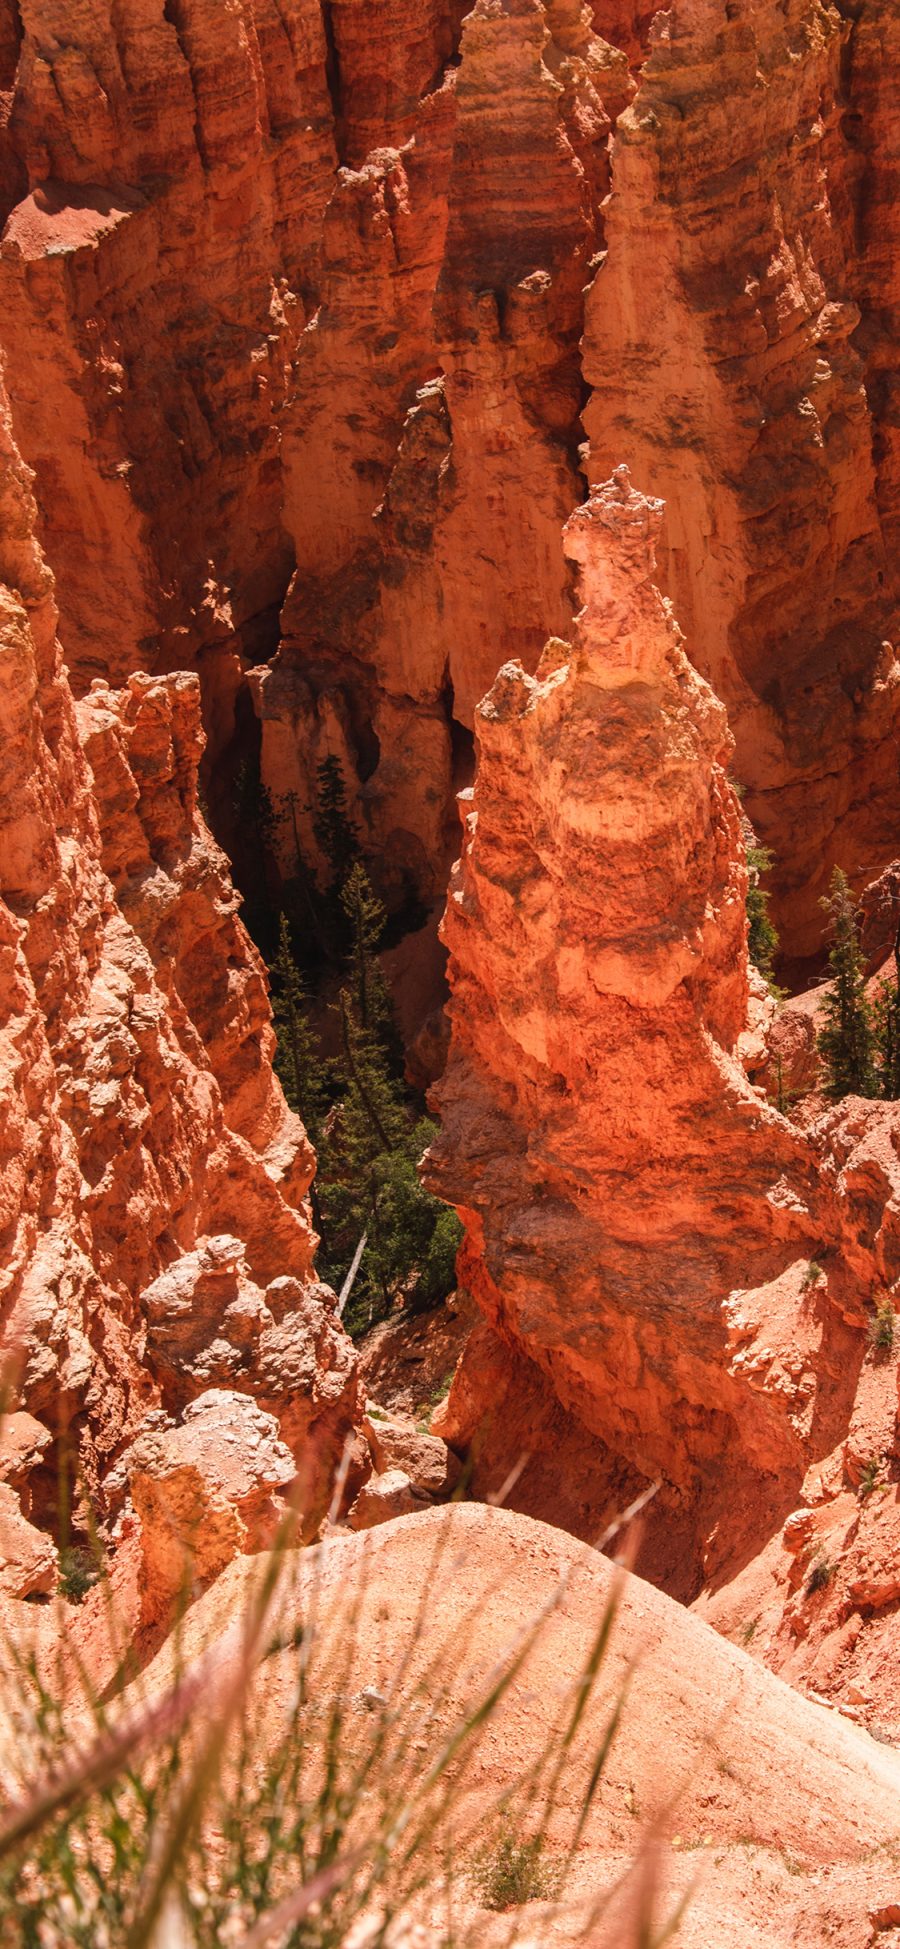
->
<box><xmin>106</xmin><ymin>1502</ymin><xmax>900</xmax><ymax>1946</ymax></box>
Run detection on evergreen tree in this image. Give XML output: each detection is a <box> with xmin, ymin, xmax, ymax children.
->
<box><xmin>313</xmin><ymin>755</ymin><xmax>360</xmax><ymax>890</ymax></box>
<box><xmin>746</xmin><ymin>840</ymin><xmax>779</xmax><ymax>985</ymax></box>
<box><xmin>341</xmin><ymin>861</ymin><xmax>393</xmax><ymax>1037</ymax></box>
<box><xmin>270</xmin><ymin>915</ymin><xmax>329</xmax><ymax>1232</ymax></box>
<box><xmin>274</xmin><ymin>788</ymin><xmax>329</xmax><ymax>969</ymax></box>
<box><xmin>270</xmin><ymin>844</ymin><xmax>462</xmax><ymax>1337</ymax></box>
<box><xmin>873</xmin><ymin>922</ymin><xmax>900</xmax><ymax>1100</ymax></box>
<box><xmin>817</xmin><ymin>868</ymin><xmax>876</xmax><ymax>1100</ymax></box>
<box><xmin>317</xmin><ymin>997</ymin><xmax>461</xmax><ymax>1334</ymax></box>
<box><xmin>232</xmin><ymin>754</ymin><xmax>278</xmax><ymax>856</ymax></box>
<box><xmin>231</xmin><ymin>754</ymin><xmax>279</xmax><ymax>950</ymax></box>
<box><xmin>317</xmin><ymin>992</ymin><xmax>408</xmax><ymax>1319</ymax></box>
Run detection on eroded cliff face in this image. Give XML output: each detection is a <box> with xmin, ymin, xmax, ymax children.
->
<box><xmin>3</xmin><ymin>0</ymin><xmax>898</xmax><ymax>950</ymax></box>
<box><xmin>0</xmin><ymin>372</ymin><xmax>358</xmax><ymax>1597</ymax></box>
<box><xmin>0</xmin><ymin>0</ymin><xmax>635</xmax><ymax>908</ymax></box>
<box><xmin>425</xmin><ymin>470</ymin><xmax>899</xmax><ymax>1596</ymax></box>
<box><xmin>0</xmin><ymin>0</ymin><xmax>339</xmax><ymax>790</ymax></box>
<box><xmin>3</xmin><ymin>0</ymin><xmax>900</xmax><ymax>1715</ymax></box>
<box><xmin>584</xmin><ymin>0</ymin><xmax>900</xmax><ymax>955</ymax></box>
<box><xmin>264</xmin><ymin>0</ymin><xmax>627</xmax><ymax>903</ymax></box>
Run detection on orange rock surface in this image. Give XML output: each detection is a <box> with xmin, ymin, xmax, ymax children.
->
<box><xmin>2</xmin><ymin>0</ymin><xmax>900</xmax><ymax>952</ymax></box>
<box><xmin>0</xmin><ymin>0</ymin><xmax>334</xmax><ymax>731</ymax></box>
<box><xmin>264</xmin><ymin>0</ymin><xmax>623</xmax><ymax>901</ymax></box>
<box><xmin>0</xmin><ymin>369</ymin><xmax>359</xmax><ymax>1572</ymax></box>
<box><xmin>429</xmin><ymin>474</ymin><xmax>816</xmax><ymax>1533</ymax></box>
<box><xmin>426</xmin><ymin>473</ymin><xmax>900</xmax><ymax>1653</ymax></box>
<box><xmin>6</xmin><ymin>0</ymin><xmax>900</xmax><ymax>1832</ymax></box>
<box><xmin>584</xmin><ymin>0</ymin><xmax>900</xmax><ymax>953</ymax></box>
<box><xmin>0</xmin><ymin>0</ymin><xmax>632</xmax><ymax>905</ymax></box>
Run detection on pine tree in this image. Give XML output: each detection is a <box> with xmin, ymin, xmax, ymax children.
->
<box><xmin>313</xmin><ymin>755</ymin><xmax>360</xmax><ymax>890</ymax></box>
<box><xmin>746</xmin><ymin>839</ymin><xmax>779</xmax><ymax>985</ymax></box>
<box><xmin>873</xmin><ymin>921</ymin><xmax>900</xmax><ymax>1100</ymax></box>
<box><xmin>275</xmin><ymin>788</ymin><xmax>328</xmax><ymax>963</ymax></box>
<box><xmin>817</xmin><ymin>868</ymin><xmax>876</xmax><ymax>1100</ymax></box>
<box><xmin>232</xmin><ymin>754</ymin><xmax>278</xmax><ymax>857</ymax></box>
<box><xmin>270</xmin><ymin>915</ymin><xmax>329</xmax><ymax>1233</ymax></box>
<box><xmin>317</xmin><ymin>991</ymin><xmax>408</xmax><ymax>1318</ymax></box>
<box><xmin>231</xmin><ymin>754</ymin><xmax>279</xmax><ymax>950</ymax></box>
<box><xmin>341</xmin><ymin>861</ymin><xmax>393</xmax><ymax>1037</ymax></box>
<box><xmin>269</xmin><ymin>834</ymin><xmax>461</xmax><ymax>1334</ymax></box>
<box><xmin>318</xmin><ymin>996</ymin><xmax>461</xmax><ymax>1334</ymax></box>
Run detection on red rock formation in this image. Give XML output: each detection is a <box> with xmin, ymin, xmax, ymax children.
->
<box><xmin>0</xmin><ymin>0</ymin><xmax>336</xmax><ymax>740</ymax></box>
<box><xmin>265</xmin><ymin>0</ymin><xmax>622</xmax><ymax>903</ymax></box>
<box><xmin>124</xmin><ymin>1389</ymin><xmax>297</xmax><ymax>1624</ymax></box>
<box><xmin>0</xmin><ymin>0</ymin><xmax>23</xmax><ymax>221</ymax></box>
<box><xmin>692</xmin><ymin>1093</ymin><xmax>900</xmax><ymax>1730</ymax></box>
<box><xmin>2</xmin><ymin>0</ymin><xmax>900</xmax><ymax>965</ymax></box>
<box><xmin>426</xmin><ymin>469</ymin><xmax>880</xmax><ymax>1583</ymax></box>
<box><xmin>0</xmin><ymin>368</ymin><xmax>359</xmax><ymax>1574</ymax></box>
<box><xmin>6</xmin><ymin>0</ymin><xmax>900</xmax><ymax>1736</ymax></box>
<box><xmin>583</xmin><ymin>0</ymin><xmax>900</xmax><ymax>955</ymax></box>
<box><xmin>0</xmin><ymin>0</ymin><xmax>623</xmax><ymax>900</ymax></box>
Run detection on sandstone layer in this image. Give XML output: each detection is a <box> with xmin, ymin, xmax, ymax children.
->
<box><xmin>0</xmin><ymin>369</ymin><xmax>359</xmax><ymax>1592</ymax></box>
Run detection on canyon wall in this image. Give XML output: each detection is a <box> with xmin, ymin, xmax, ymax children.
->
<box><xmin>0</xmin><ymin>0</ymin><xmax>337</xmax><ymax>726</ymax></box>
<box><xmin>0</xmin><ymin>370</ymin><xmax>358</xmax><ymax>1595</ymax></box>
<box><xmin>2</xmin><ymin>1</ymin><xmax>898</xmax><ymax>949</ymax></box>
<box><xmin>2</xmin><ymin>0</ymin><xmax>900</xmax><ymax>1699</ymax></box>
<box><xmin>584</xmin><ymin>0</ymin><xmax>900</xmax><ymax>954</ymax></box>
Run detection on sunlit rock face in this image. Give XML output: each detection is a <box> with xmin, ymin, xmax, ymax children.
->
<box><xmin>0</xmin><ymin>372</ymin><xmax>359</xmax><ymax>1565</ymax></box>
<box><xmin>3</xmin><ymin>1</ymin><xmax>900</xmax><ymax>947</ymax></box>
<box><xmin>426</xmin><ymin>470</ymin><xmax>894</xmax><ymax>1594</ymax></box>
<box><xmin>0</xmin><ymin>0</ymin><xmax>630</xmax><ymax>900</ymax></box>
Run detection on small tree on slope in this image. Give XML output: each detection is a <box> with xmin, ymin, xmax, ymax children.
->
<box><xmin>271</xmin><ymin>913</ymin><xmax>330</xmax><ymax>1234</ymax></box>
<box><xmin>817</xmin><ymin>868</ymin><xmax>876</xmax><ymax>1100</ymax></box>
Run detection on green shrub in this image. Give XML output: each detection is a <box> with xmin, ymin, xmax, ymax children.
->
<box><xmin>858</xmin><ymin>1456</ymin><xmax>883</xmax><ymax>1499</ymax></box>
<box><xmin>470</xmin><ymin>1823</ymin><xmax>561</xmax><ymax>1910</ymax></box>
<box><xmin>867</xmin><ymin>1295</ymin><xmax>896</xmax><ymax>1358</ymax></box>
<box><xmin>806</xmin><ymin>1555</ymin><xmax>834</xmax><ymax>1597</ymax></box>
<box><xmin>57</xmin><ymin>1544</ymin><xmax>102</xmax><ymax>1606</ymax></box>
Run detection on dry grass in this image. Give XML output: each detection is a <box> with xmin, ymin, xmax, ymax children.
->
<box><xmin>0</xmin><ymin>1469</ymin><xmax>689</xmax><ymax>1949</ymax></box>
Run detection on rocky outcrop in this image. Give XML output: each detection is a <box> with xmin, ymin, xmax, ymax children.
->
<box><xmin>690</xmin><ymin>1093</ymin><xmax>900</xmax><ymax>1729</ymax></box>
<box><xmin>423</xmin><ymin>468</ymin><xmax>900</xmax><ymax>1695</ymax></box>
<box><xmin>426</xmin><ymin>470</ymin><xmax>883</xmax><ymax>1585</ymax></box>
<box><xmin>0</xmin><ymin>1484</ymin><xmax>57</xmax><ymax>1598</ymax></box>
<box><xmin>343</xmin><ymin>1399</ymin><xmax>463</xmax><ymax>1530</ymax></box>
<box><xmin>0</xmin><ymin>367</ymin><xmax>359</xmax><ymax>1576</ymax></box>
<box><xmin>76</xmin><ymin>672</ymin><xmax>310</xmax><ymax>1194</ymax></box>
<box><xmin>584</xmin><ymin>0</ymin><xmax>900</xmax><ymax>955</ymax></box>
<box><xmin>124</xmin><ymin>1389</ymin><xmax>297</xmax><ymax>1624</ymax></box>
